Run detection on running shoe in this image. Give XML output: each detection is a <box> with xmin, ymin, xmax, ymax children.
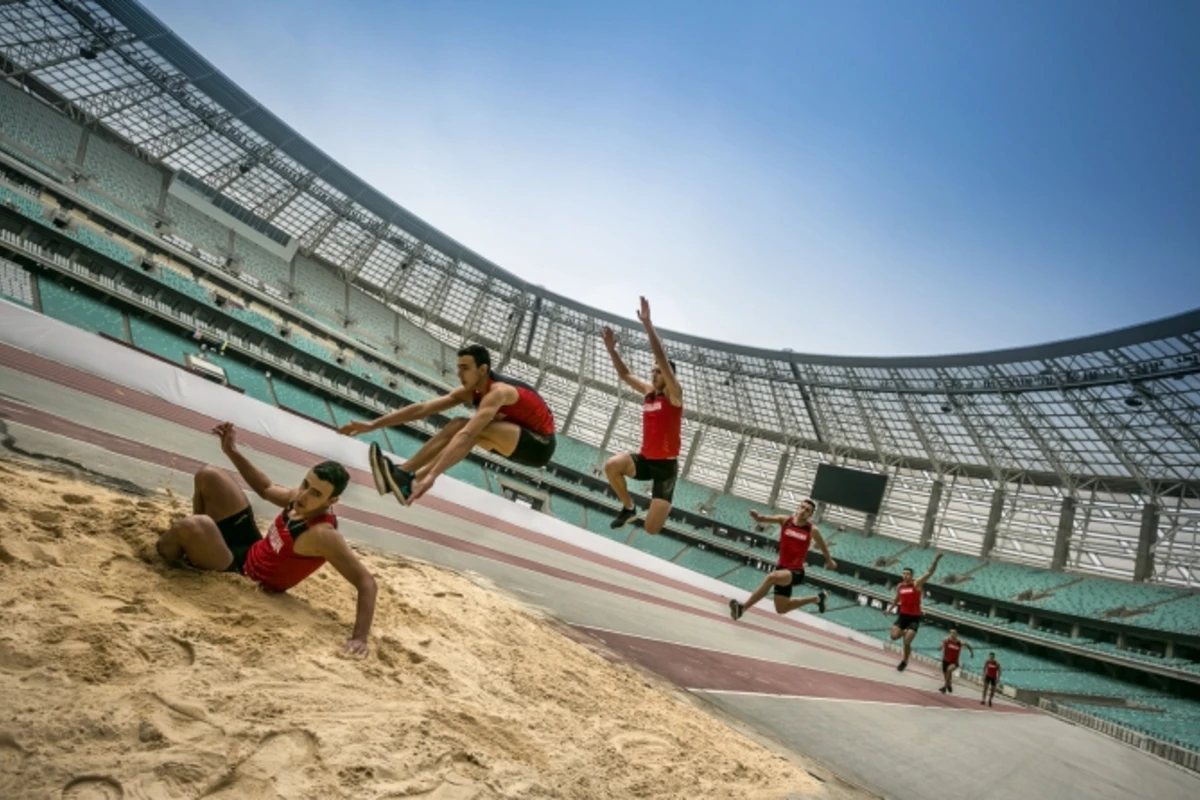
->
<box><xmin>611</xmin><ymin>505</ymin><xmax>638</xmax><ymax>529</ymax></box>
<box><xmin>379</xmin><ymin>458</ymin><xmax>415</xmax><ymax>504</ymax></box>
<box><xmin>368</xmin><ymin>442</ymin><xmax>389</xmax><ymax>495</ymax></box>
<box><xmin>897</xmin><ymin>660</ymin><xmax>908</xmax><ymax>672</ymax></box>
<box><xmin>729</xmin><ymin>599</ymin><xmax>744</xmax><ymax>621</ymax></box>
<box><xmin>817</xmin><ymin>590</ymin><xmax>827</xmax><ymax>613</ymax></box>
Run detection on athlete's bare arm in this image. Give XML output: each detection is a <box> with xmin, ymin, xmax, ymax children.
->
<box><xmin>603</xmin><ymin>326</ymin><xmax>654</xmax><ymax>395</ymax></box>
<box><xmin>812</xmin><ymin>526</ymin><xmax>837</xmax><ymax>570</ymax></box>
<box><xmin>749</xmin><ymin>509</ymin><xmax>789</xmax><ymax>525</ymax></box>
<box><xmin>339</xmin><ymin>387</ymin><xmax>473</xmax><ymax>436</ymax></box>
<box><xmin>294</xmin><ymin>524</ymin><xmax>377</xmax><ymax>656</ymax></box>
<box><xmin>637</xmin><ymin>297</ymin><xmax>683</xmax><ymax>406</ymax></box>
<box><xmin>914</xmin><ymin>553</ymin><xmax>943</xmax><ymax>590</ymax></box>
<box><xmin>214</xmin><ymin>423</ymin><xmax>295</xmax><ymax>507</ymax></box>
<box><xmin>965</xmin><ymin>642</ymin><xmax>976</xmax><ymax>657</ymax></box>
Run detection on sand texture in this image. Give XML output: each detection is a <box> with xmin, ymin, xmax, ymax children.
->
<box><xmin>0</xmin><ymin>458</ymin><xmax>836</xmax><ymax>799</ymax></box>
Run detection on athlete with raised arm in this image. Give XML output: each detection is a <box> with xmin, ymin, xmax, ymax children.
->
<box><xmin>156</xmin><ymin>423</ymin><xmax>377</xmax><ymax>655</ymax></box>
<box><xmin>339</xmin><ymin>344</ymin><xmax>556</xmax><ymax>506</ymax></box>
<box><xmin>889</xmin><ymin>553</ymin><xmax>942</xmax><ymax>671</ymax></box>
<box><xmin>602</xmin><ymin>297</ymin><xmax>684</xmax><ymax>534</ymax></box>
<box><xmin>728</xmin><ymin>499</ymin><xmax>836</xmax><ymax>621</ymax></box>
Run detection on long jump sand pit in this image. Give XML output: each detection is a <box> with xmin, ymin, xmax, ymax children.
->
<box><xmin>0</xmin><ymin>457</ymin><xmax>842</xmax><ymax>799</ymax></box>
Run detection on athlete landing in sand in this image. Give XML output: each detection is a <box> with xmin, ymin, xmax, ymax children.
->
<box><xmin>156</xmin><ymin>423</ymin><xmax>377</xmax><ymax>655</ymax></box>
<box><xmin>602</xmin><ymin>296</ymin><xmax>684</xmax><ymax>534</ymax></box>
<box><xmin>889</xmin><ymin>554</ymin><xmax>942</xmax><ymax>672</ymax></box>
<box><xmin>340</xmin><ymin>344</ymin><xmax>557</xmax><ymax>507</ymax></box>
<box><xmin>728</xmin><ymin>499</ymin><xmax>836</xmax><ymax>621</ymax></box>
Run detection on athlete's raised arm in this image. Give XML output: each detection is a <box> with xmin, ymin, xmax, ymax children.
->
<box><xmin>213</xmin><ymin>423</ymin><xmax>294</xmax><ymax>507</ymax></box>
<box><xmin>603</xmin><ymin>326</ymin><xmax>653</xmax><ymax>395</ymax></box>
<box><xmin>749</xmin><ymin>509</ymin><xmax>789</xmax><ymax>525</ymax></box>
<box><xmin>637</xmin><ymin>297</ymin><xmax>682</xmax><ymax>406</ymax></box>
<box><xmin>339</xmin><ymin>387</ymin><xmax>471</xmax><ymax>436</ymax></box>
<box><xmin>914</xmin><ymin>553</ymin><xmax>943</xmax><ymax>590</ymax></box>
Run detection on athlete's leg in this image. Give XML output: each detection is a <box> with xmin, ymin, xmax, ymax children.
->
<box><xmin>605</xmin><ymin>453</ymin><xmax>637</xmax><ymax>510</ymax></box>
<box><xmin>159</xmin><ymin>465</ymin><xmax>247</xmax><ymax>564</ymax></box>
<box><xmin>412</xmin><ymin>419</ymin><xmax>520</xmax><ymax>480</ymax></box>
<box><xmin>738</xmin><ymin>570</ymin><xmax>790</xmax><ymax>614</ymax></box>
<box><xmin>902</xmin><ymin>628</ymin><xmax>917</xmax><ymax>662</ymax></box>
<box><xmin>643</xmin><ymin>498</ymin><xmax>671</xmax><ymax>535</ymax></box>
<box><xmin>889</xmin><ymin>623</ymin><xmax>904</xmax><ymax>641</ymax></box>
<box><xmin>772</xmin><ymin>591</ymin><xmax>825</xmax><ymax>615</ymax></box>
<box><xmin>401</xmin><ymin>418</ymin><xmax>468</xmax><ymax>474</ymax></box>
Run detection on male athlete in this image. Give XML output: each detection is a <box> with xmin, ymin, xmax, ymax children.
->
<box><xmin>889</xmin><ymin>553</ymin><xmax>942</xmax><ymax>671</ymax></box>
<box><xmin>981</xmin><ymin>652</ymin><xmax>1002</xmax><ymax>706</ymax></box>
<box><xmin>728</xmin><ymin>499</ymin><xmax>836</xmax><ymax>621</ymax></box>
<box><xmin>340</xmin><ymin>344</ymin><xmax>556</xmax><ymax>506</ymax></box>
<box><xmin>156</xmin><ymin>422</ymin><xmax>377</xmax><ymax>655</ymax></box>
<box><xmin>938</xmin><ymin>628</ymin><xmax>975</xmax><ymax>694</ymax></box>
<box><xmin>602</xmin><ymin>297</ymin><xmax>683</xmax><ymax>533</ymax></box>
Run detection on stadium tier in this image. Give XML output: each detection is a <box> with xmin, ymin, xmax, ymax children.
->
<box><xmin>1</xmin><ymin>2</ymin><xmax>1199</xmax><ymax>763</ymax></box>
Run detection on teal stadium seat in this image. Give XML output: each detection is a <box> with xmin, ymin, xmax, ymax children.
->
<box><xmin>1029</xmin><ymin>578</ymin><xmax>1184</xmax><ymax>618</ymax></box>
<box><xmin>673</xmin><ymin>546</ymin><xmax>740</xmax><ymax>578</ymax></box>
<box><xmin>552</xmin><ymin>434</ymin><xmax>602</xmax><ymax>473</ymax></box>
<box><xmin>0</xmin><ymin>81</ymin><xmax>80</xmax><ymax>172</ymax></box>
<box><xmin>1125</xmin><ymin>593</ymin><xmax>1200</xmax><ymax>636</ymax></box>
<box><xmin>81</xmin><ymin>136</ymin><xmax>163</xmax><ymax>215</ymax></box>
<box><xmin>710</xmin><ymin>492</ymin><xmax>762</xmax><ymax>529</ymax></box>
<box><xmin>671</xmin><ymin>478</ymin><xmax>714</xmax><ymax>514</ymax></box>
<box><xmin>271</xmin><ymin>378</ymin><xmax>334</xmax><ymax>425</ymax></box>
<box><xmin>627</xmin><ymin>530</ymin><xmax>689</xmax><ymax>561</ymax></box>
<box><xmin>897</xmin><ymin>547</ymin><xmax>983</xmax><ymax>579</ymax></box>
<box><xmin>164</xmin><ymin>196</ymin><xmax>231</xmax><ymax>255</ymax></box>
<box><xmin>68</xmin><ymin>225</ymin><xmax>136</xmax><ymax>267</ymax></box>
<box><xmin>76</xmin><ymin>188</ymin><xmax>156</xmax><ymax>234</ymax></box>
<box><xmin>955</xmin><ymin>561</ymin><xmax>1076</xmax><ymax>602</ymax></box>
<box><xmin>446</xmin><ymin>459</ymin><xmax>488</xmax><ymax>490</ymax></box>
<box><xmin>206</xmin><ymin>353</ymin><xmax>275</xmax><ymax>405</ymax></box>
<box><xmin>827</xmin><ymin>530</ymin><xmax>909</xmax><ymax>568</ymax></box>
<box><xmin>293</xmin><ymin>256</ymin><xmax>348</xmax><ymax>325</ymax></box>
<box><xmin>382</xmin><ymin>426</ymin><xmax>425</xmax><ymax>460</ymax></box>
<box><xmin>0</xmin><ymin>183</ymin><xmax>50</xmax><ymax>222</ymax></box>
<box><xmin>551</xmin><ymin>494</ymin><xmax>587</xmax><ymax>528</ymax></box>
<box><xmin>348</xmin><ymin>288</ymin><xmax>396</xmax><ymax>347</ymax></box>
<box><xmin>128</xmin><ymin>316</ymin><xmax>200</xmax><ymax>364</ymax></box>
<box><xmin>233</xmin><ymin>236</ymin><xmax>291</xmax><ymax>289</ymax></box>
<box><xmin>328</xmin><ymin>403</ymin><xmax>392</xmax><ymax>452</ymax></box>
<box><xmin>0</xmin><ymin>257</ymin><xmax>34</xmax><ymax>307</ymax></box>
<box><xmin>38</xmin><ymin>278</ymin><xmax>126</xmax><ymax>340</ymax></box>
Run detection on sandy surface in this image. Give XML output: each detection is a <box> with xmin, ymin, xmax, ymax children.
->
<box><xmin>0</xmin><ymin>458</ymin><xmax>842</xmax><ymax>799</ymax></box>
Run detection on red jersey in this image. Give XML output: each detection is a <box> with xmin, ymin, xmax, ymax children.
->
<box><xmin>243</xmin><ymin>506</ymin><xmax>337</xmax><ymax>592</ymax></box>
<box><xmin>640</xmin><ymin>392</ymin><xmax>682</xmax><ymax>460</ymax></box>
<box><xmin>984</xmin><ymin>660</ymin><xmax>1000</xmax><ymax>679</ymax></box>
<box><xmin>942</xmin><ymin>639</ymin><xmax>963</xmax><ymax>666</ymax></box>
<box><xmin>778</xmin><ymin>519</ymin><xmax>814</xmax><ymax>571</ymax></box>
<box><xmin>896</xmin><ymin>583</ymin><xmax>922</xmax><ymax>616</ymax></box>
<box><xmin>474</xmin><ymin>374</ymin><xmax>555</xmax><ymax>436</ymax></box>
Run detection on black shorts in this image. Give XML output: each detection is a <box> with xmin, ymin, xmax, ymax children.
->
<box><xmin>894</xmin><ymin>613</ymin><xmax>922</xmax><ymax>632</ymax></box>
<box><xmin>631</xmin><ymin>454</ymin><xmax>678</xmax><ymax>502</ymax></box>
<box><xmin>215</xmin><ymin>506</ymin><xmax>261</xmax><ymax>574</ymax></box>
<box><xmin>985</xmin><ymin>676</ymin><xmax>998</xmax><ymax>687</ymax></box>
<box><xmin>772</xmin><ymin>567</ymin><xmax>805</xmax><ymax>597</ymax></box>
<box><xmin>508</xmin><ymin>429</ymin><xmax>556</xmax><ymax>468</ymax></box>
<box><xmin>942</xmin><ymin>660</ymin><xmax>958</xmax><ymax>673</ymax></box>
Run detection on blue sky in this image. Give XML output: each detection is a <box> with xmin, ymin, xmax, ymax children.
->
<box><xmin>144</xmin><ymin>0</ymin><xmax>1200</xmax><ymax>357</ymax></box>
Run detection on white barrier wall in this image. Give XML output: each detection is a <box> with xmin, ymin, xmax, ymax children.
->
<box><xmin>0</xmin><ymin>298</ymin><xmax>883</xmax><ymax>648</ymax></box>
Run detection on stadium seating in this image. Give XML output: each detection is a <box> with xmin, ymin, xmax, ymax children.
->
<box><xmin>955</xmin><ymin>560</ymin><xmax>1077</xmax><ymax>602</ymax></box>
<box><xmin>627</xmin><ymin>530</ymin><xmax>689</xmax><ymax>562</ymax></box>
<box><xmin>446</xmin><ymin>459</ymin><xmax>489</xmax><ymax>490</ymax></box>
<box><xmin>294</xmin><ymin>255</ymin><xmax>347</xmax><ymax>322</ymax></box>
<box><xmin>382</xmin><ymin>426</ymin><xmax>425</xmax><ymax>460</ymax></box>
<box><xmin>204</xmin><ymin>352</ymin><xmax>275</xmax><ymax>405</ymax></box>
<box><xmin>826</xmin><ymin>529</ymin><xmax>909</xmax><ymax>567</ymax></box>
<box><xmin>0</xmin><ymin>182</ymin><xmax>50</xmax><ymax>221</ymax></box>
<box><xmin>896</xmin><ymin>546</ymin><xmax>984</xmax><ymax>579</ymax></box>
<box><xmin>67</xmin><ymin>224</ymin><xmax>137</xmax><ymax>268</ymax></box>
<box><xmin>233</xmin><ymin>236</ymin><xmax>290</xmax><ymax>289</ymax></box>
<box><xmin>0</xmin><ymin>257</ymin><xmax>34</xmax><ymax>307</ymax></box>
<box><xmin>270</xmin><ymin>379</ymin><xmax>334</xmax><ymax>425</ymax></box>
<box><xmin>1065</xmin><ymin>703</ymin><xmax>1200</xmax><ymax>752</ymax></box>
<box><xmin>550</xmin><ymin>494</ymin><xmax>588</xmax><ymax>528</ymax></box>
<box><xmin>1029</xmin><ymin>578</ymin><xmax>1184</xmax><ymax>618</ymax></box>
<box><xmin>81</xmin><ymin>135</ymin><xmax>163</xmax><ymax>215</ymax></box>
<box><xmin>328</xmin><ymin>403</ymin><xmax>392</xmax><ymax>453</ymax></box>
<box><xmin>673</xmin><ymin>546</ymin><xmax>740</xmax><ymax>578</ymax></box>
<box><xmin>552</xmin><ymin>434</ymin><xmax>602</xmax><ymax>474</ymax></box>
<box><xmin>709</xmin><ymin>492</ymin><xmax>762</xmax><ymax>529</ymax></box>
<box><xmin>37</xmin><ymin>277</ymin><xmax>126</xmax><ymax>340</ymax></box>
<box><xmin>0</xmin><ymin>81</ymin><xmax>81</xmax><ymax>170</ymax></box>
<box><xmin>164</xmin><ymin>196</ymin><xmax>231</xmax><ymax>255</ymax></box>
<box><xmin>128</xmin><ymin>315</ymin><xmax>200</xmax><ymax>364</ymax></box>
<box><xmin>76</xmin><ymin>188</ymin><xmax>156</xmax><ymax>234</ymax></box>
<box><xmin>722</xmin><ymin>565</ymin><xmax>771</xmax><ymax>593</ymax></box>
<box><xmin>671</xmin><ymin>478</ymin><xmax>714</xmax><ymax>514</ymax></box>
<box><xmin>1125</xmin><ymin>593</ymin><xmax>1200</xmax><ymax>636</ymax></box>
<box><xmin>348</xmin><ymin>288</ymin><xmax>395</xmax><ymax>346</ymax></box>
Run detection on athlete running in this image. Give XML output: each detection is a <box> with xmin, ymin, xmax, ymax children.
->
<box><xmin>981</xmin><ymin>652</ymin><xmax>1002</xmax><ymax>706</ymax></box>
<box><xmin>889</xmin><ymin>553</ymin><xmax>942</xmax><ymax>671</ymax></box>
<box><xmin>728</xmin><ymin>499</ymin><xmax>836</xmax><ymax>621</ymax></box>
<box><xmin>156</xmin><ymin>422</ymin><xmax>377</xmax><ymax>655</ymax></box>
<box><xmin>602</xmin><ymin>297</ymin><xmax>683</xmax><ymax>534</ymax></box>
<box><xmin>339</xmin><ymin>344</ymin><xmax>556</xmax><ymax>506</ymax></box>
<box><xmin>938</xmin><ymin>628</ymin><xmax>975</xmax><ymax>694</ymax></box>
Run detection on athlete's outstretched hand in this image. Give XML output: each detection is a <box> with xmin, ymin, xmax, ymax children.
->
<box><xmin>602</xmin><ymin>326</ymin><xmax>617</xmax><ymax>352</ymax></box>
<box><xmin>212</xmin><ymin>422</ymin><xmax>239</xmax><ymax>455</ymax></box>
<box><xmin>637</xmin><ymin>296</ymin><xmax>652</xmax><ymax>327</ymax></box>
<box><xmin>749</xmin><ymin>509</ymin><xmax>763</xmax><ymax>522</ymax></box>
<box><xmin>409</xmin><ymin>474</ymin><xmax>436</xmax><ymax>505</ymax></box>
<box><xmin>825</xmin><ymin>556</ymin><xmax>838</xmax><ymax>571</ymax></box>
<box><xmin>343</xmin><ymin>637</ymin><xmax>369</xmax><ymax>658</ymax></box>
<box><xmin>339</xmin><ymin>420</ymin><xmax>373</xmax><ymax>437</ymax></box>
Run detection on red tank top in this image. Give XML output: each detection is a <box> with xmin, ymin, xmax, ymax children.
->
<box><xmin>985</xmin><ymin>660</ymin><xmax>1000</xmax><ymax>679</ymax></box>
<box><xmin>640</xmin><ymin>392</ymin><xmax>682</xmax><ymax>460</ymax></box>
<box><xmin>473</xmin><ymin>374</ymin><xmax>555</xmax><ymax>436</ymax></box>
<box><xmin>777</xmin><ymin>519</ymin><xmax>813</xmax><ymax>571</ymax></box>
<box><xmin>896</xmin><ymin>583</ymin><xmax>922</xmax><ymax>616</ymax></box>
<box><xmin>242</xmin><ymin>506</ymin><xmax>337</xmax><ymax>592</ymax></box>
<box><xmin>942</xmin><ymin>639</ymin><xmax>962</xmax><ymax>665</ymax></box>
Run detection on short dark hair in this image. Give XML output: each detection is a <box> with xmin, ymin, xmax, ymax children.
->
<box><xmin>989</xmin><ymin>652</ymin><xmax>996</xmax><ymax>657</ymax></box>
<box><xmin>457</xmin><ymin>344</ymin><xmax>491</xmax><ymax>371</ymax></box>
<box><xmin>902</xmin><ymin>566</ymin><xmax>913</xmax><ymax>574</ymax></box>
<box><xmin>653</xmin><ymin>360</ymin><xmax>677</xmax><ymax>373</ymax></box>
<box><xmin>801</xmin><ymin>498</ymin><xmax>815</xmax><ymax>508</ymax></box>
<box><xmin>312</xmin><ymin>460</ymin><xmax>349</xmax><ymax>498</ymax></box>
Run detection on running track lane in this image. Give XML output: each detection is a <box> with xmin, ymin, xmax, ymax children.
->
<box><xmin>0</xmin><ymin>394</ymin><xmax>924</xmax><ymax>677</ymax></box>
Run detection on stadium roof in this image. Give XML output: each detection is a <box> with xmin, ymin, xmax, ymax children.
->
<box><xmin>1</xmin><ymin>0</ymin><xmax>1198</xmax><ymax>510</ymax></box>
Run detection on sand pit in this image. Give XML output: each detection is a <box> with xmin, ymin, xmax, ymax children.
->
<box><xmin>0</xmin><ymin>457</ymin><xmax>842</xmax><ymax>799</ymax></box>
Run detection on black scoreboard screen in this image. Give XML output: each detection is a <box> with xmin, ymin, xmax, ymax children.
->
<box><xmin>811</xmin><ymin>464</ymin><xmax>888</xmax><ymax>515</ymax></box>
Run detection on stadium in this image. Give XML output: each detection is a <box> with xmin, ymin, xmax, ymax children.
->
<box><xmin>0</xmin><ymin>1</ymin><xmax>1198</xmax><ymax>798</ymax></box>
